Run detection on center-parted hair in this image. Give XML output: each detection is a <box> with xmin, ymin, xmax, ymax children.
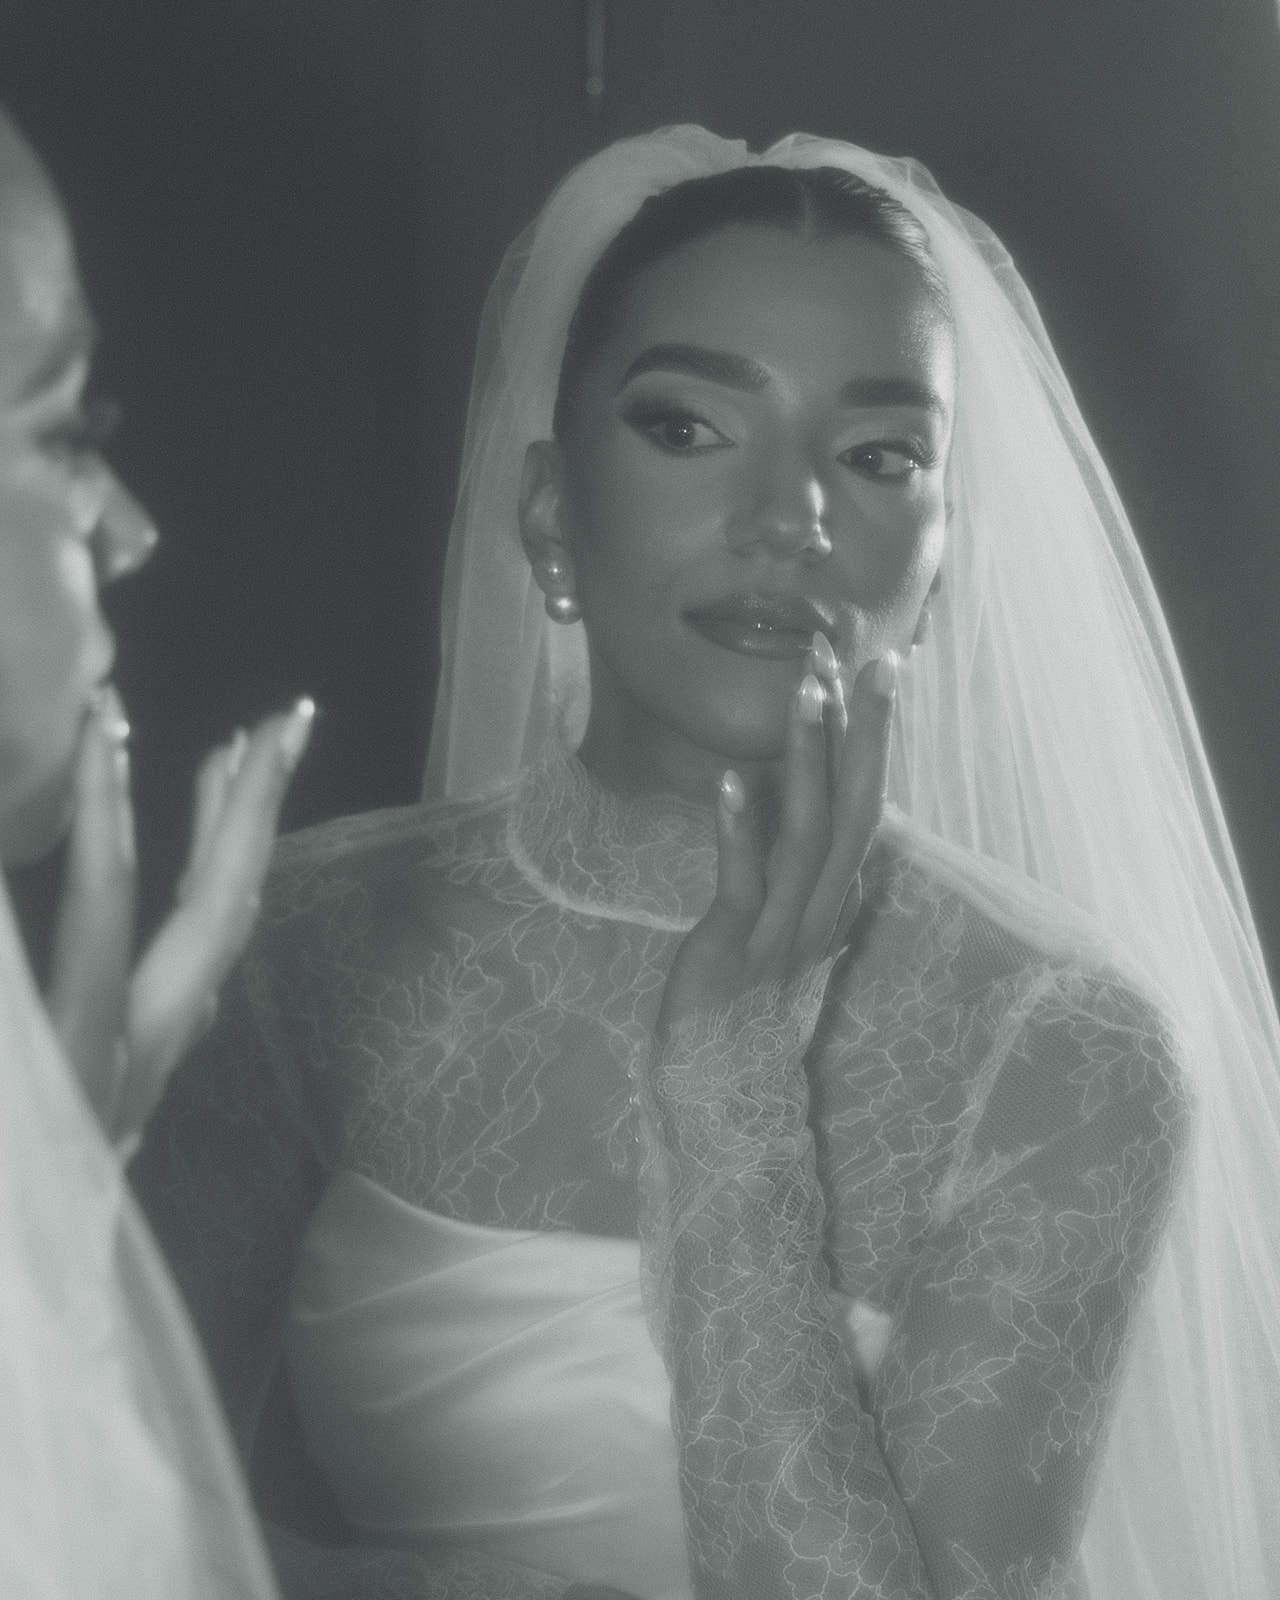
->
<box><xmin>553</xmin><ymin>163</ymin><xmax>949</xmax><ymax>439</ymax></box>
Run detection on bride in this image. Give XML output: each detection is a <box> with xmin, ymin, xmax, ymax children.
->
<box><xmin>136</xmin><ymin>128</ymin><xmax>1280</xmax><ymax>1600</ymax></box>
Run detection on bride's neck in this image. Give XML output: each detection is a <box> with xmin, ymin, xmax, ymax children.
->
<box><xmin>574</xmin><ymin>665</ymin><xmax>778</xmax><ymax>810</ymax></box>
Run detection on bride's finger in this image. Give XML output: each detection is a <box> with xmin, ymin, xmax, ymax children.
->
<box><xmin>799</xmin><ymin>653</ymin><xmax>896</xmax><ymax>956</ymax></box>
<box><xmin>656</xmin><ymin>769</ymin><xmax>765</xmax><ymax>1040</ymax></box>
<box><xmin>711</xmin><ymin>769</ymin><xmax>765</xmax><ymax>930</ymax></box>
<box><xmin>746</xmin><ymin>673</ymin><xmax>831</xmax><ymax>973</ymax></box>
<box><xmin>177</xmin><ymin>729</ymin><xmax>249</xmax><ymax>905</ymax></box>
<box><xmin>46</xmin><ymin>686</ymin><xmax>137</xmax><ymax>1120</ymax></box>
<box><xmin>808</xmin><ymin>629</ymin><xmax>848</xmax><ymax>795</ymax></box>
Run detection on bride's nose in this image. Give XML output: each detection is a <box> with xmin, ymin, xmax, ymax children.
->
<box><xmin>726</xmin><ymin>449</ymin><xmax>833</xmax><ymax>563</ymax></box>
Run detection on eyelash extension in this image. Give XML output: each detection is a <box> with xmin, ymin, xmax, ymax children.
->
<box><xmin>622</xmin><ymin>397</ymin><xmax>728</xmax><ymax>446</ymax></box>
<box><xmin>846</xmin><ymin>437</ymin><xmax>939</xmax><ymax>476</ymax></box>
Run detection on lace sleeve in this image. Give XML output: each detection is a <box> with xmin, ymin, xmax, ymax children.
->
<box><xmin>635</xmin><ymin>962</ymin><xmax>1190</xmax><ymax>1600</ymax></box>
<box><xmin>870</xmin><ymin>971</ymin><xmax>1191</xmax><ymax>1597</ymax></box>
<box><xmin>636</xmin><ymin>961</ymin><xmax>929</xmax><ymax>1599</ymax></box>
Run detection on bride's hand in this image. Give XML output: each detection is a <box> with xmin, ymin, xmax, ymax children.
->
<box><xmin>45</xmin><ymin>685</ymin><xmax>315</xmax><ymax>1142</ymax></box>
<box><xmin>658</xmin><ymin>636</ymin><xmax>896</xmax><ymax>1041</ymax></box>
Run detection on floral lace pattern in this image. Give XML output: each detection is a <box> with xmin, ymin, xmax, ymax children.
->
<box><xmin>640</xmin><ymin>954</ymin><xmax>1187</xmax><ymax>1598</ymax></box>
<box><xmin>134</xmin><ymin>747</ymin><xmax>1190</xmax><ymax>1600</ymax></box>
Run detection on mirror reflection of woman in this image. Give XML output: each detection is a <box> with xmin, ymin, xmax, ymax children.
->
<box><xmin>0</xmin><ymin>104</ymin><xmax>319</xmax><ymax>1598</ymax></box>
<box><xmin>137</xmin><ymin>129</ymin><xmax>1280</xmax><ymax>1600</ymax></box>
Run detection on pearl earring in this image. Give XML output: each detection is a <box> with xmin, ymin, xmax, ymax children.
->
<box><xmin>545</xmin><ymin>592</ymin><xmax>581</xmax><ymax>625</ymax></box>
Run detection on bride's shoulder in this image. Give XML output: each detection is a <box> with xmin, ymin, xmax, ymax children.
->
<box><xmin>270</xmin><ymin>788</ymin><xmax>510</xmax><ymax>876</ymax></box>
<box><xmin>872</xmin><ymin>805</ymin><xmax>1167</xmax><ymax>1018</ymax></box>
<box><xmin>250</xmin><ymin>786</ymin><xmax>524</xmax><ymax>960</ymax></box>
<box><xmin>865</xmin><ymin>810</ymin><xmax>1193</xmax><ymax>1153</ymax></box>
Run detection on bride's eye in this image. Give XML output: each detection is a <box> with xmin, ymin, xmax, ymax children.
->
<box><xmin>624</xmin><ymin>401</ymin><xmax>730</xmax><ymax>455</ymax></box>
<box><xmin>839</xmin><ymin>439</ymin><xmax>931</xmax><ymax>482</ymax></box>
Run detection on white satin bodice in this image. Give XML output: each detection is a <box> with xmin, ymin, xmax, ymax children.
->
<box><xmin>285</xmin><ymin>1170</ymin><xmax>892</xmax><ymax>1599</ymax></box>
<box><xmin>285</xmin><ymin>1170</ymin><xmax>694</xmax><ymax>1599</ymax></box>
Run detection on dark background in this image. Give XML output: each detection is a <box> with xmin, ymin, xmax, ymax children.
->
<box><xmin>2</xmin><ymin>0</ymin><xmax>1278</xmax><ymax>972</ymax></box>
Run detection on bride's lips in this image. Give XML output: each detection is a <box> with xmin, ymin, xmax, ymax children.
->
<box><xmin>682</xmin><ymin>593</ymin><xmax>834</xmax><ymax>662</ymax></box>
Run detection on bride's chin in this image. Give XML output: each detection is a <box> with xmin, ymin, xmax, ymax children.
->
<box><xmin>689</xmin><ymin>703</ymin><xmax>789</xmax><ymax>767</ymax></box>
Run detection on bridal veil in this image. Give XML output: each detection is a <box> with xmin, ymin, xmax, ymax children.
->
<box><xmin>424</xmin><ymin>126</ymin><xmax>1280</xmax><ymax>1597</ymax></box>
<box><xmin>0</xmin><ymin>873</ymin><xmax>279</xmax><ymax>1600</ymax></box>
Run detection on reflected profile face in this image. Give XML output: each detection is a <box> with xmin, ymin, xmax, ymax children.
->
<box><xmin>0</xmin><ymin>120</ymin><xmax>156</xmax><ymax>865</ymax></box>
<box><xmin>547</xmin><ymin>222</ymin><xmax>955</xmax><ymax>771</ymax></box>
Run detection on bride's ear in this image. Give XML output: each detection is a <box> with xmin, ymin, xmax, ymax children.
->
<box><xmin>519</xmin><ymin>440</ymin><xmax>581</xmax><ymax>623</ymax></box>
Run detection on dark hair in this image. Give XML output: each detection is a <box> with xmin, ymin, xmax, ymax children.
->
<box><xmin>553</xmin><ymin>163</ymin><xmax>949</xmax><ymax>439</ymax></box>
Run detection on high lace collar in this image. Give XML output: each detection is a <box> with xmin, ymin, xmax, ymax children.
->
<box><xmin>505</xmin><ymin>741</ymin><xmax>717</xmax><ymax>932</ymax></box>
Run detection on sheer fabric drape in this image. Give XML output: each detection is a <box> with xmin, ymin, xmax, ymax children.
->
<box><xmin>0</xmin><ymin>876</ymin><xmax>279</xmax><ymax>1600</ymax></box>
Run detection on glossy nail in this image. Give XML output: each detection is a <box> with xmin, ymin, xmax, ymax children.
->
<box><xmin>808</xmin><ymin>629</ymin><xmax>838</xmax><ymax>678</ymax></box>
<box><xmin>279</xmin><ymin>697</ymin><xmax>316</xmax><ymax>769</ymax></box>
<box><xmin>103</xmin><ymin>520</ymin><xmax>160</xmax><ymax>583</ymax></box>
<box><xmin>719</xmin><ymin>769</ymin><xmax>747</xmax><ymax>816</ymax></box>
<box><xmin>872</xmin><ymin>652</ymin><xmax>899</xmax><ymax>700</ymax></box>
<box><xmin>798</xmin><ymin>673</ymin><xmax>824</xmax><ymax>725</ymax></box>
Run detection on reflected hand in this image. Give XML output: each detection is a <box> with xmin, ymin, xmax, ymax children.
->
<box><xmin>46</xmin><ymin>685</ymin><xmax>315</xmax><ymax>1143</ymax></box>
<box><xmin>658</xmin><ymin>635</ymin><xmax>896</xmax><ymax>1041</ymax></box>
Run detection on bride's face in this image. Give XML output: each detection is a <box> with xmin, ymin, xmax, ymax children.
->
<box><xmin>541</xmin><ymin>221</ymin><xmax>954</xmax><ymax>772</ymax></box>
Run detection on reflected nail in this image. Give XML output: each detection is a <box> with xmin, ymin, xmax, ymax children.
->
<box><xmin>872</xmin><ymin>652</ymin><xmax>899</xmax><ymax>699</ymax></box>
<box><xmin>719</xmin><ymin>769</ymin><xmax>747</xmax><ymax>816</ymax></box>
<box><xmin>104</xmin><ymin>522</ymin><xmax>160</xmax><ymax>582</ymax></box>
<box><xmin>798</xmin><ymin>673</ymin><xmax>824</xmax><ymax>725</ymax></box>
<box><xmin>280</xmin><ymin>697</ymin><xmax>316</xmax><ymax>769</ymax></box>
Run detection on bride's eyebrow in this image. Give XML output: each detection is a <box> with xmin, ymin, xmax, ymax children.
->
<box><xmin>614</xmin><ymin>346</ymin><xmax>948</xmax><ymax>422</ymax></box>
<box><xmin>838</xmin><ymin>375</ymin><xmax>948</xmax><ymax>418</ymax></box>
<box><xmin>616</xmin><ymin>343</ymin><xmax>771</xmax><ymax>394</ymax></box>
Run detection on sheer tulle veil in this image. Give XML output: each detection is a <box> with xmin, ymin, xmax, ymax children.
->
<box><xmin>424</xmin><ymin>127</ymin><xmax>1280</xmax><ymax>1596</ymax></box>
<box><xmin>0</xmin><ymin>874</ymin><xmax>279</xmax><ymax>1600</ymax></box>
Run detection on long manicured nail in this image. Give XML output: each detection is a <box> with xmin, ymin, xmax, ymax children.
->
<box><xmin>797</xmin><ymin>673</ymin><xmax>824</xmax><ymax>725</ymax></box>
<box><xmin>719</xmin><ymin>769</ymin><xmax>747</xmax><ymax>816</ymax></box>
<box><xmin>808</xmin><ymin>629</ymin><xmax>838</xmax><ymax>678</ymax></box>
<box><xmin>104</xmin><ymin>522</ymin><xmax>160</xmax><ymax>582</ymax></box>
<box><xmin>279</xmin><ymin>697</ymin><xmax>316</xmax><ymax>769</ymax></box>
<box><xmin>872</xmin><ymin>652</ymin><xmax>899</xmax><ymax>700</ymax></box>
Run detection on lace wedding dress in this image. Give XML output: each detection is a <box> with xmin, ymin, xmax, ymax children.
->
<box><xmin>138</xmin><ymin>125</ymin><xmax>1280</xmax><ymax>1597</ymax></box>
<box><xmin>136</xmin><ymin>743</ymin><xmax>1187</xmax><ymax>1599</ymax></box>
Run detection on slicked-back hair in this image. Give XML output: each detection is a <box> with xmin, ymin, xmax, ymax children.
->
<box><xmin>553</xmin><ymin>163</ymin><xmax>949</xmax><ymax>439</ymax></box>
